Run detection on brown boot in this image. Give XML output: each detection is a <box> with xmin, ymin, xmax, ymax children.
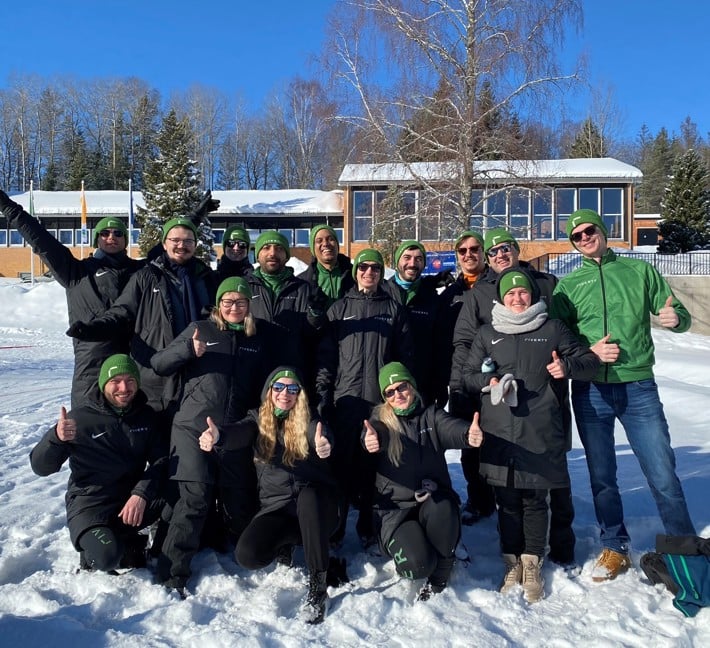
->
<box><xmin>591</xmin><ymin>548</ymin><xmax>631</xmax><ymax>582</ymax></box>
<box><xmin>500</xmin><ymin>554</ymin><xmax>522</xmax><ymax>593</ymax></box>
<box><xmin>520</xmin><ymin>554</ymin><xmax>544</xmax><ymax>603</ymax></box>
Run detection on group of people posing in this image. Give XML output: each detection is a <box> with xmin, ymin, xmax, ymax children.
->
<box><xmin>0</xmin><ymin>187</ymin><xmax>695</xmax><ymax>622</ymax></box>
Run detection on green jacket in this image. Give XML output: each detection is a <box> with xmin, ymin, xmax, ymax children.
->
<box><xmin>551</xmin><ymin>249</ymin><xmax>690</xmax><ymax>383</ymax></box>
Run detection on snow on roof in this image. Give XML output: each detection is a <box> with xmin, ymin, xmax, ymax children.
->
<box><xmin>7</xmin><ymin>189</ymin><xmax>343</xmax><ymax>216</ymax></box>
<box><xmin>338</xmin><ymin>158</ymin><xmax>643</xmax><ymax>185</ymax></box>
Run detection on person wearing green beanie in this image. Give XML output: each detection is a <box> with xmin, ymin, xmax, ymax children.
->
<box><xmin>352</xmin><ymin>248</ymin><xmax>384</xmax><ymax>283</ymax></box>
<box><xmin>217</xmin><ymin>226</ymin><xmax>253</xmax><ymax>280</ymax></box>
<box><xmin>92</xmin><ymin>217</ymin><xmax>129</xmax><ymax>248</ymax></box>
<box><xmin>216</xmin><ymin>276</ymin><xmax>252</xmax><ymax>305</ymax></box>
<box><xmin>297</xmin><ymin>225</ymin><xmax>354</xmax><ymax>309</ymax></box>
<box><xmin>255</xmin><ymin>230</ymin><xmax>290</xmax><ymax>258</ymax></box>
<box><xmin>0</xmin><ymin>190</ymin><xmax>148</xmax><ymax>409</ymax></box>
<box><xmin>29</xmin><ymin>349</ymin><xmax>167</xmax><ymax>574</ymax></box>
<box><xmin>362</xmin><ymin>361</ymin><xmax>483</xmax><ymax>600</ymax></box>
<box><xmin>223</xmin><ymin>225</ymin><xmax>251</xmax><ymax>251</ymax></box>
<box><xmin>162</xmin><ymin>217</ymin><xmax>199</xmax><ymax>243</ymax></box>
<box><xmin>566</xmin><ymin>208</ymin><xmax>609</xmax><ymax>245</ymax></box>
<box><xmin>497</xmin><ymin>269</ymin><xmax>533</xmax><ymax>301</ymax></box>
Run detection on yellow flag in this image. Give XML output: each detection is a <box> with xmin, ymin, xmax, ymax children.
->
<box><xmin>80</xmin><ymin>182</ymin><xmax>87</xmax><ymax>232</ymax></box>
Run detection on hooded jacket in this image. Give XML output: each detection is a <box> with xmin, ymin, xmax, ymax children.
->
<box><xmin>151</xmin><ymin>318</ymin><xmax>266</xmax><ymax>483</ymax></box>
<box><xmin>298</xmin><ymin>253</ymin><xmax>355</xmax><ymax>308</ymax></box>
<box><xmin>29</xmin><ymin>389</ymin><xmax>167</xmax><ymax>548</ymax></box>
<box><xmin>551</xmin><ymin>249</ymin><xmax>691</xmax><ymax>383</ymax></box>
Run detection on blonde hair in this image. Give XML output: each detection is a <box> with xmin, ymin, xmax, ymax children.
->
<box><xmin>255</xmin><ymin>386</ymin><xmax>311</xmax><ymax>467</ymax></box>
<box><xmin>371</xmin><ymin>386</ymin><xmax>422</xmax><ymax>467</ymax></box>
<box><xmin>210</xmin><ymin>305</ymin><xmax>257</xmax><ymax>336</ymax></box>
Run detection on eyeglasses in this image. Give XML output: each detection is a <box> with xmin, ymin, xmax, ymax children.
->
<box><xmin>166</xmin><ymin>237</ymin><xmax>196</xmax><ymax>246</ymax></box>
<box><xmin>357</xmin><ymin>263</ymin><xmax>382</xmax><ymax>273</ymax></box>
<box><xmin>99</xmin><ymin>229</ymin><xmax>125</xmax><ymax>238</ymax></box>
<box><xmin>220</xmin><ymin>298</ymin><xmax>249</xmax><ymax>309</ymax></box>
<box><xmin>487</xmin><ymin>244</ymin><xmax>512</xmax><ymax>258</ymax></box>
<box><xmin>272</xmin><ymin>381</ymin><xmax>301</xmax><ymax>395</ymax></box>
<box><xmin>457</xmin><ymin>245</ymin><xmax>481</xmax><ymax>256</ymax></box>
<box><xmin>570</xmin><ymin>225</ymin><xmax>598</xmax><ymax>243</ymax></box>
<box><xmin>226</xmin><ymin>240</ymin><xmax>248</xmax><ymax>250</ymax></box>
<box><xmin>383</xmin><ymin>382</ymin><xmax>409</xmax><ymax>399</ymax></box>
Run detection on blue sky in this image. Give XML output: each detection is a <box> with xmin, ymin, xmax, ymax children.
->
<box><xmin>1</xmin><ymin>1</ymin><xmax>707</xmax><ymax>143</ymax></box>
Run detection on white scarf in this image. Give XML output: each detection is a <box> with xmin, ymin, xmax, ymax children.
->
<box><xmin>491</xmin><ymin>301</ymin><xmax>548</xmax><ymax>334</ymax></box>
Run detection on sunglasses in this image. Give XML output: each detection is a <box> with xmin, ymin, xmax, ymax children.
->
<box><xmin>357</xmin><ymin>263</ymin><xmax>382</xmax><ymax>273</ymax></box>
<box><xmin>226</xmin><ymin>240</ymin><xmax>248</xmax><ymax>250</ymax></box>
<box><xmin>570</xmin><ymin>225</ymin><xmax>598</xmax><ymax>243</ymax></box>
<box><xmin>99</xmin><ymin>229</ymin><xmax>125</xmax><ymax>238</ymax></box>
<box><xmin>457</xmin><ymin>245</ymin><xmax>481</xmax><ymax>255</ymax></box>
<box><xmin>487</xmin><ymin>244</ymin><xmax>512</xmax><ymax>258</ymax></box>
<box><xmin>272</xmin><ymin>381</ymin><xmax>301</xmax><ymax>395</ymax></box>
<box><xmin>383</xmin><ymin>382</ymin><xmax>409</xmax><ymax>399</ymax></box>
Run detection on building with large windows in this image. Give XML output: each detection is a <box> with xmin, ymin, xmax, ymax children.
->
<box><xmin>337</xmin><ymin>157</ymin><xmax>643</xmax><ymax>260</ymax></box>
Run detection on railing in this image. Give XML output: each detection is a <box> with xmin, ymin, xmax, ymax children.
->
<box><xmin>531</xmin><ymin>251</ymin><xmax>710</xmax><ymax>277</ymax></box>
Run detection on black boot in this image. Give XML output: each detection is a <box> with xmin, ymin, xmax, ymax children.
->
<box><xmin>303</xmin><ymin>570</ymin><xmax>328</xmax><ymax>624</ymax></box>
<box><xmin>275</xmin><ymin>544</ymin><xmax>295</xmax><ymax>568</ymax></box>
<box><xmin>417</xmin><ymin>555</ymin><xmax>454</xmax><ymax>601</ymax></box>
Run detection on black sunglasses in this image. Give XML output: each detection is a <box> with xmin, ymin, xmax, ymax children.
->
<box><xmin>457</xmin><ymin>245</ymin><xmax>481</xmax><ymax>255</ymax></box>
<box><xmin>357</xmin><ymin>262</ymin><xmax>382</xmax><ymax>273</ymax></box>
<box><xmin>99</xmin><ymin>229</ymin><xmax>125</xmax><ymax>238</ymax></box>
<box><xmin>487</xmin><ymin>244</ymin><xmax>512</xmax><ymax>258</ymax></box>
<box><xmin>272</xmin><ymin>381</ymin><xmax>301</xmax><ymax>395</ymax></box>
<box><xmin>226</xmin><ymin>240</ymin><xmax>248</xmax><ymax>250</ymax></box>
<box><xmin>570</xmin><ymin>225</ymin><xmax>597</xmax><ymax>243</ymax></box>
<box><xmin>383</xmin><ymin>382</ymin><xmax>409</xmax><ymax>399</ymax></box>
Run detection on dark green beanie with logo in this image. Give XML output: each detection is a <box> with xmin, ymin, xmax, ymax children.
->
<box><xmin>378</xmin><ymin>361</ymin><xmax>417</xmax><ymax>396</ymax></box>
<box><xmin>394</xmin><ymin>240</ymin><xmax>426</xmax><ymax>267</ymax></box>
<box><xmin>98</xmin><ymin>354</ymin><xmax>140</xmax><ymax>391</ymax></box>
<box><xmin>498</xmin><ymin>270</ymin><xmax>533</xmax><ymax>300</ymax></box>
<box><xmin>93</xmin><ymin>217</ymin><xmax>128</xmax><ymax>248</ymax></box>
<box><xmin>162</xmin><ymin>217</ymin><xmax>198</xmax><ymax>243</ymax></box>
<box><xmin>216</xmin><ymin>276</ymin><xmax>252</xmax><ymax>306</ymax></box>
<box><xmin>255</xmin><ymin>230</ymin><xmax>290</xmax><ymax>258</ymax></box>
<box><xmin>352</xmin><ymin>248</ymin><xmax>384</xmax><ymax>279</ymax></box>
<box><xmin>309</xmin><ymin>225</ymin><xmax>339</xmax><ymax>256</ymax></box>
<box><xmin>484</xmin><ymin>228</ymin><xmax>519</xmax><ymax>254</ymax></box>
<box><xmin>566</xmin><ymin>208</ymin><xmax>608</xmax><ymax>240</ymax></box>
<box><xmin>454</xmin><ymin>230</ymin><xmax>484</xmax><ymax>250</ymax></box>
<box><xmin>223</xmin><ymin>226</ymin><xmax>250</xmax><ymax>251</ymax></box>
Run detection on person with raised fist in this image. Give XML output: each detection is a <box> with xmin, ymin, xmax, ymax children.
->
<box><xmin>362</xmin><ymin>362</ymin><xmax>483</xmax><ymax>602</ymax></box>
<box><xmin>29</xmin><ymin>354</ymin><xmax>168</xmax><ymax>574</ymax></box>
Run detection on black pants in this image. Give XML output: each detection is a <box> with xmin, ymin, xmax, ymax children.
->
<box><xmin>235</xmin><ymin>485</ymin><xmax>339</xmax><ymax>573</ymax></box>
<box><xmin>495</xmin><ymin>486</ymin><xmax>548</xmax><ymax>558</ymax></box>
<box><xmin>385</xmin><ymin>493</ymin><xmax>460</xmax><ymax>582</ymax></box>
<box><xmin>460</xmin><ymin>447</ymin><xmax>497</xmax><ymax>515</ymax></box>
<box><xmin>548</xmin><ymin>486</ymin><xmax>576</xmax><ymax>563</ymax></box>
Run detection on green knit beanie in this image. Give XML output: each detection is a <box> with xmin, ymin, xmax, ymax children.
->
<box><xmin>162</xmin><ymin>217</ymin><xmax>198</xmax><ymax>243</ymax></box>
<box><xmin>255</xmin><ymin>230</ymin><xmax>290</xmax><ymax>258</ymax></box>
<box><xmin>394</xmin><ymin>240</ymin><xmax>426</xmax><ymax>267</ymax></box>
<box><xmin>352</xmin><ymin>248</ymin><xmax>384</xmax><ymax>279</ymax></box>
<box><xmin>309</xmin><ymin>225</ymin><xmax>339</xmax><ymax>256</ymax></box>
<box><xmin>223</xmin><ymin>225</ymin><xmax>250</xmax><ymax>251</ymax></box>
<box><xmin>93</xmin><ymin>217</ymin><xmax>128</xmax><ymax>247</ymax></box>
<box><xmin>454</xmin><ymin>230</ymin><xmax>484</xmax><ymax>250</ymax></box>
<box><xmin>484</xmin><ymin>228</ymin><xmax>519</xmax><ymax>254</ymax></box>
<box><xmin>98</xmin><ymin>354</ymin><xmax>140</xmax><ymax>391</ymax></box>
<box><xmin>270</xmin><ymin>368</ymin><xmax>302</xmax><ymax>386</ymax></box>
<box><xmin>378</xmin><ymin>361</ymin><xmax>417</xmax><ymax>396</ymax></box>
<box><xmin>498</xmin><ymin>270</ymin><xmax>533</xmax><ymax>300</ymax></box>
<box><xmin>216</xmin><ymin>276</ymin><xmax>252</xmax><ymax>306</ymax></box>
<box><xmin>566</xmin><ymin>208</ymin><xmax>608</xmax><ymax>240</ymax></box>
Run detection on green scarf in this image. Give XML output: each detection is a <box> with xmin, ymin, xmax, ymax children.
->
<box><xmin>274</xmin><ymin>407</ymin><xmax>290</xmax><ymax>419</ymax></box>
<box><xmin>227</xmin><ymin>322</ymin><xmax>245</xmax><ymax>332</ymax></box>
<box><xmin>255</xmin><ymin>266</ymin><xmax>293</xmax><ymax>297</ymax></box>
<box><xmin>393</xmin><ymin>401</ymin><xmax>418</xmax><ymax>417</ymax></box>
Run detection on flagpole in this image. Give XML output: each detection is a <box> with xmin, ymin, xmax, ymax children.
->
<box><xmin>29</xmin><ymin>181</ymin><xmax>35</xmax><ymax>285</ymax></box>
<box><xmin>80</xmin><ymin>181</ymin><xmax>87</xmax><ymax>259</ymax></box>
<box><xmin>128</xmin><ymin>179</ymin><xmax>134</xmax><ymax>255</ymax></box>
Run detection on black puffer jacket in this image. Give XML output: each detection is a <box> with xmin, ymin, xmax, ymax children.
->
<box><xmin>29</xmin><ymin>390</ymin><xmax>168</xmax><ymax>548</ymax></box>
<box><xmin>3</xmin><ymin>201</ymin><xmax>144</xmax><ymax>406</ymax></box>
<box><xmin>463</xmin><ymin>312</ymin><xmax>598</xmax><ymax>490</ymax></box>
<box><xmin>71</xmin><ymin>253</ymin><xmax>218</xmax><ymax>412</ymax></box>
<box><xmin>216</xmin><ymin>255</ymin><xmax>254</xmax><ymax>281</ymax></box>
<box><xmin>298</xmin><ymin>253</ymin><xmax>355</xmax><ymax>309</ymax></box>
<box><xmin>315</xmin><ymin>285</ymin><xmax>415</xmax><ymax>429</ymax></box>
<box><xmin>151</xmin><ymin>319</ymin><xmax>267</xmax><ymax>483</ymax></box>
<box><xmin>364</xmin><ymin>404</ymin><xmax>472</xmax><ymax>547</ymax></box>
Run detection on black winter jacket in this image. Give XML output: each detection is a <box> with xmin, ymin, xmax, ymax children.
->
<box><xmin>71</xmin><ymin>253</ymin><xmax>218</xmax><ymax>412</ymax></box>
<box><xmin>151</xmin><ymin>319</ymin><xmax>267</xmax><ymax>483</ymax></box>
<box><xmin>29</xmin><ymin>390</ymin><xmax>168</xmax><ymax>548</ymax></box>
<box><xmin>5</xmin><ymin>204</ymin><xmax>145</xmax><ymax>406</ymax></box>
<box><xmin>463</xmin><ymin>316</ymin><xmax>598</xmax><ymax>489</ymax></box>
<box><xmin>364</xmin><ymin>404</ymin><xmax>471</xmax><ymax>547</ymax></box>
<box><xmin>216</xmin><ymin>255</ymin><xmax>254</xmax><ymax>281</ymax></box>
<box><xmin>315</xmin><ymin>286</ymin><xmax>415</xmax><ymax>430</ymax></box>
<box><xmin>297</xmin><ymin>253</ymin><xmax>355</xmax><ymax>308</ymax></box>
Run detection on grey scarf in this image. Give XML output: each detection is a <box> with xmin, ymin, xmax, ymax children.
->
<box><xmin>491</xmin><ymin>301</ymin><xmax>548</xmax><ymax>334</ymax></box>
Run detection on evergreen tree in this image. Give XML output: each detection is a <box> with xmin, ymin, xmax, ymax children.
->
<box><xmin>567</xmin><ymin>118</ymin><xmax>606</xmax><ymax>158</ymax></box>
<box><xmin>371</xmin><ymin>186</ymin><xmax>410</xmax><ymax>264</ymax></box>
<box><xmin>658</xmin><ymin>149</ymin><xmax>710</xmax><ymax>253</ymax></box>
<box><xmin>136</xmin><ymin>109</ymin><xmax>213</xmax><ymax>261</ymax></box>
<box><xmin>636</xmin><ymin>128</ymin><xmax>679</xmax><ymax>213</ymax></box>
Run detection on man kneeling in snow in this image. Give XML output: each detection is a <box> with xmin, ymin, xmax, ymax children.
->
<box><xmin>30</xmin><ymin>354</ymin><xmax>168</xmax><ymax>573</ymax></box>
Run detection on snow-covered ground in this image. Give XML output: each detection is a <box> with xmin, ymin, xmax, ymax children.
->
<box><xmin>1</xmin><ymin>278</ymin><xmax>708</xmax><ymax>647</ymax></box>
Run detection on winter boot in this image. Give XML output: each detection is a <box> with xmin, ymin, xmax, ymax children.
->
<box><xmin>275</xmin><ymin>544</ymin><xmax>294</xmax><ymax>568</ymax></box>
<box><xmin>591</xmin><ymin>548</ymin><xmax>631</xmax><ymax>583</ymax></box>
<box><xmin>499</xmin><ymin>554</ymin><xmax>522</xmax><ymax>593</ymax></box>
<box><xmin>303</xmin><ymin>570</ymin><xmax>328</xmax><ymax>624</ymax></box>
<box><xmin>520</xmin><ymin>554</ymin><xmax>544</xmax><ymax>603</ymax></box>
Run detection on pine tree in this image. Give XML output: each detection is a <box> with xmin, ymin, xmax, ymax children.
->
<box><xmin>136</xmin><ymin>109</ymin><xmax>213</xmax><ymax>261</ymax></box>
<box><xmin>567</xmin><ymin>118</ymin><xmax>606</xmax><ymax>158</ymax></box>
<box><xmin>658</xmin><ymin>149</ymin><xmax>710</xmax><ymax>253</ymax></box>
<box><xmin>636</xmin><ymin>128</ymin><xmax>679</xmax><ymax>213</ymax></box>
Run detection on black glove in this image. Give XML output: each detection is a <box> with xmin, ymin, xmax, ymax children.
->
<box><xmin>0</xmin><ymin>189</ymin><xmax>23</xmax><ymax>222</ymax></box>
<box><xmin>187</xmin><ymin>190</ymin><xmax>220</xmax><ymax>226</ymax></box>
<box><xmin>66</xmin><ymin>322</ymin><xmax>89</xmax><ymax>339</ymax></box>
<box><xmin>308</xmin><ymin>287</ymin><xmax>329</xmax><ymax>315</ymax></box>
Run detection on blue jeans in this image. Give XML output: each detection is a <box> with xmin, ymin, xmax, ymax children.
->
<box><xmin>572</xmin><ymin>379</ymin><xmax>695</xmax><ymax>553</ymax></box>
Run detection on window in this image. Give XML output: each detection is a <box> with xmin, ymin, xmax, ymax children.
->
<box><xmin>10</xmin><ymin>230</ymin><xmax>24</xmax><ymax>246</ymax></box>
<box><xmin>75</xmin><ymin>229</ymin><xmax>89</xmax><ymax>245</ymax></box>
<box><xmin>579</xmin><ymin>188</ymin><xmax>599</xmax><ymax>212</ymax></box>
<box><xmin>129</xmin><ymin>229</ymin><xmax>141</xmax><ymax>245</ymax></box>
<box><xmin>602</xmin><ymin>188</ymin><xmax>623</xmax><ymax>238</ymax></box>
<box><xmin>278</xmin><ymin>229</ymin><xmax>293</xmax><ymax>245</ymax></box>
<box><xmin>0</xmin><ymin>230</ymin><xmax>6</xmax><ymax>245</ymax></box>
<box><xmin>555</xmin><ymin>188</ymin><xmax>576</xmax><ymax>240</ymax></box>
<box><xmin>485</xmin><ymin>191</ymin><xmax>506</xmax><ymax>229</ymax></box>
<box><xmin>59</xmin><ymin>229</ymin><xmax>73</xmax><ymax>245</ymax></box>
<box><xmin>353</xmin><ymin>190</ymin><xmax>373</xmax><ymax>241</ymax></box>
<box><xmin>295</xmin><ymin>228</ymin><xmax>310</xmax><ymax>247</ymax></box>
<box><xmin>247</xmin><ymin>229</ymin><xmax>260</xmax><ymax>245</ymax></box>
<box><xmin>213</xmin><ymin>229</ymin><xmax>225</xmax><ymax>245</ymax></box>
<box><xmin>532</xmin><ymin>189</ymin><xmax>553</xmax><ymax>239</ymax></box>
<box><xmin>334</xmin><ymin>228</ymin><xmax>344</xmax><ymax>245</ymax></box>
<box><xmin>509</xmin><ymin>188</ymin><xmax>530</xmax><ymax>240</ymax></box>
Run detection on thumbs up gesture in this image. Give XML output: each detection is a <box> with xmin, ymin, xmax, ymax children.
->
<box><xmin>363</xmin><ymin>420</ymin><xmax>380</xmax><ymax>453</ymax></box>
<box><xmin>468</xmin><ymin>412</ymin><xmax>484</xmax><ymax>448</ymax></box>
<box><xmin>199</xmin><ymin>416</ymin><xmax>220</xmax><ymax>452</ymax></box>
<box><xmin>192</xmin><ymin>326</ymin><xmax>206</xmax><ymax>357</ymax></box>
<box><xmin>658</xmin><ymin>295</ymin><xmax>679</xmax><ymax>329</ymax></box>
<box><xmin>591</xmin><ymin>333</ymin><xmax>620</xmax><ymax>364</ymax></box>
<box><xmin>546</xmin><ymin>350</ymin><xmax>566</xmax><ymax>379</ymax></box>
<box><xmin>314</xmin><ymin>422</ymin><xmax>331</xmax><ymax>458</ymax></box>
<box><xmin>56</xmin><ymin>406</ymin><xmax>77</xmax><ymax>442</ymax></box>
